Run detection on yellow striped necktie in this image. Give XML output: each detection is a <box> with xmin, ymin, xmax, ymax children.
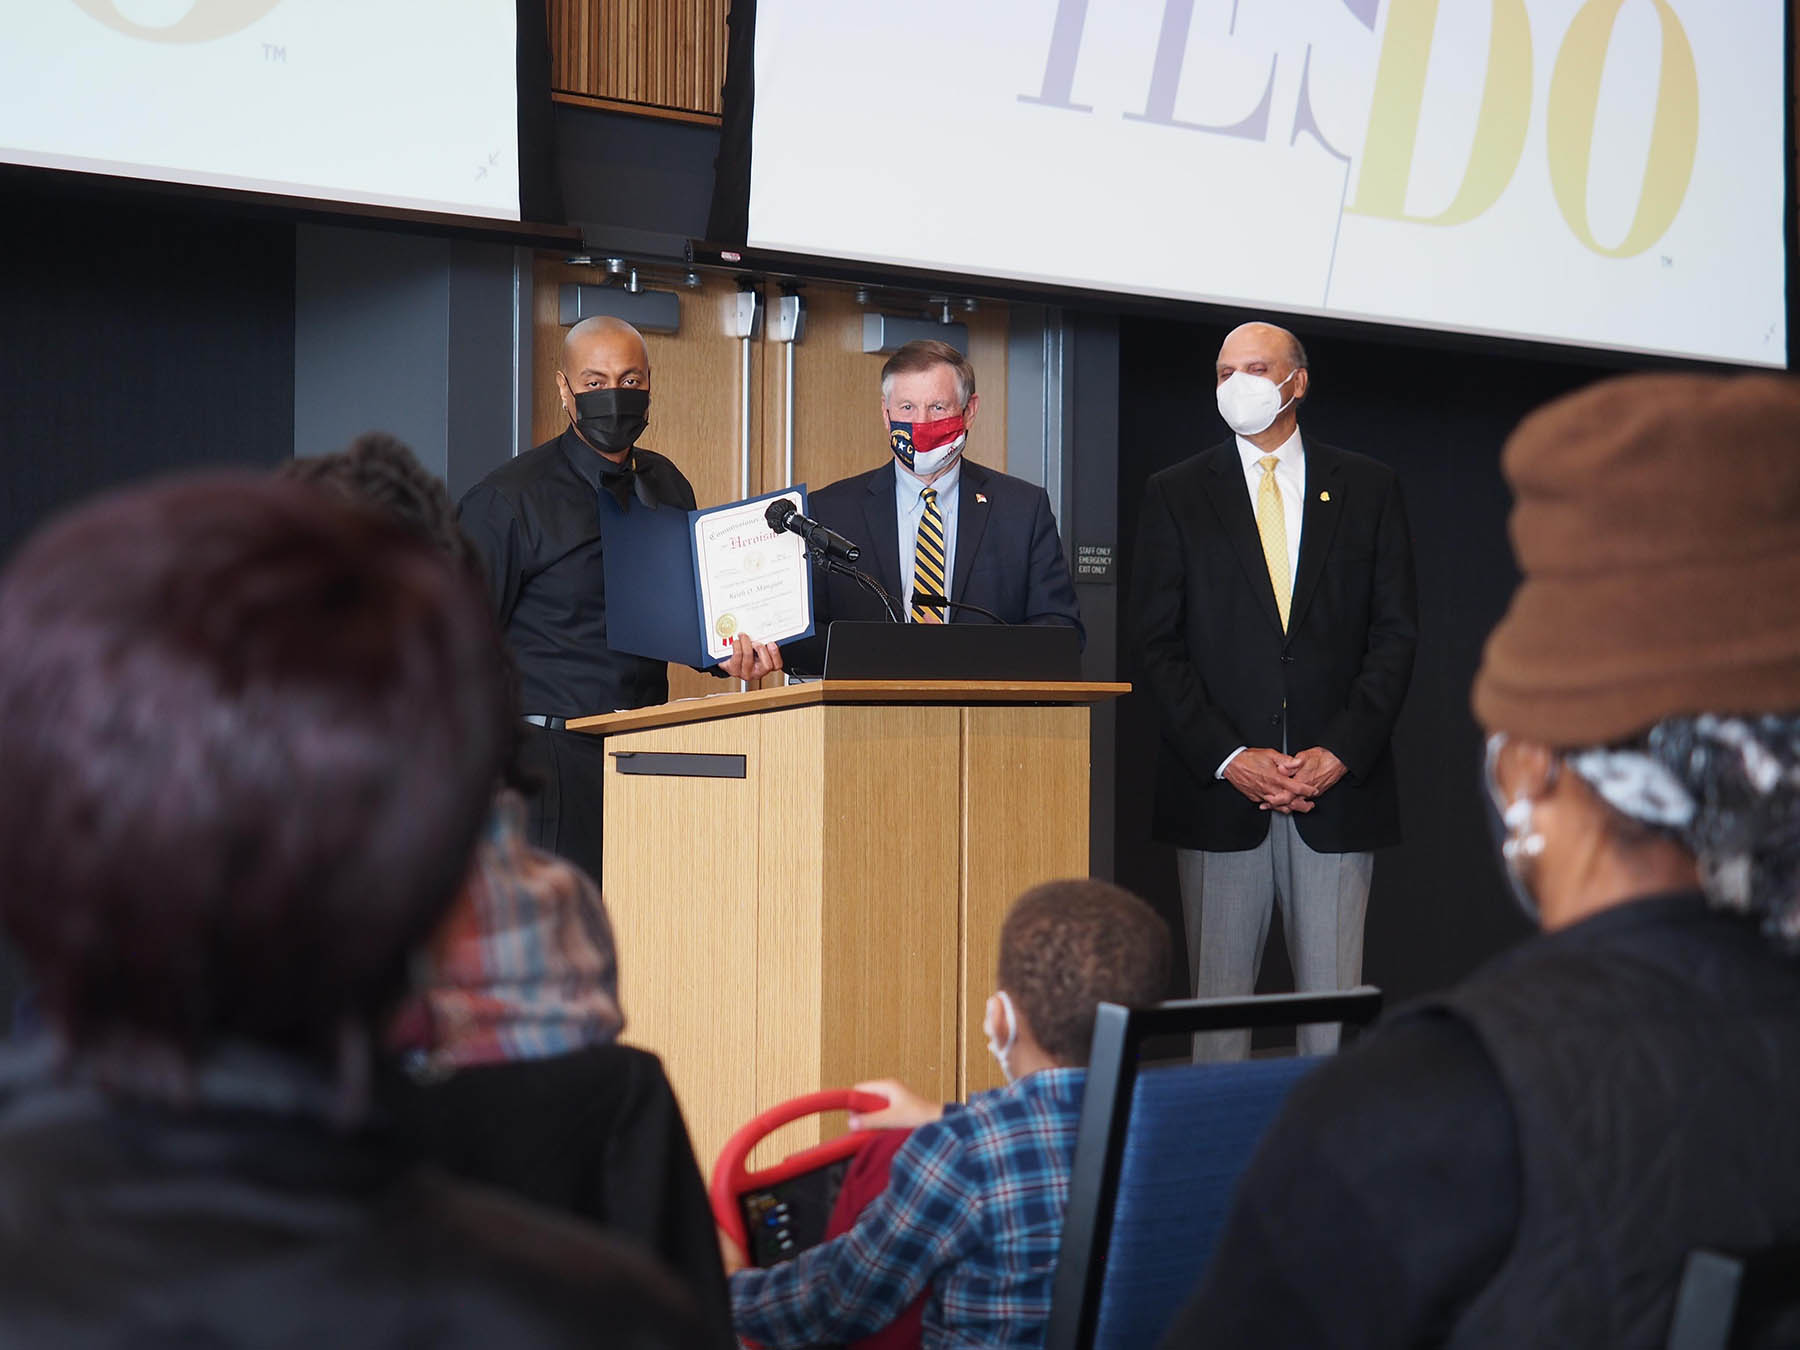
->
<box><xmin>911</xmin><ymin>487</ymin><xmax>947</xmax><ymax>622</ymax></box>
<box><xmin>1256</xmin><ymin>455</ymin><xmax>1291</xmax><ymax>630</ymax></box>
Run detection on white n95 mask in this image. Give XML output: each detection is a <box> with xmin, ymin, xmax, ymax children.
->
<box><xmin>1216</xmin><ymin>369</ymin><xmax>1298</xmax><ymax>437</ymax></box>
<box><xmin>984</xmin><ymin>990</ymin><xmax>1019</xmax><ymax>1084</ymax></box>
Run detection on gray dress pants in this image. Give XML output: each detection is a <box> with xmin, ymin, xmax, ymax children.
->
<box><xmin>1177</xmin><ymin>812</ymin><xmax>1372</xmax><ymax>1060</ymax></box>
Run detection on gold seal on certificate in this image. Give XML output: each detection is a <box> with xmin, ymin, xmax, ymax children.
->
<box><xmin>715</xmin><ymin>613</ymin><xmax>739</xmax><ymax>639</ymax></box>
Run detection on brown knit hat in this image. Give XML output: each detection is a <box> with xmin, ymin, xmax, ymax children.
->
<box><xmin>1472</xmin><ymin>372</ymin><xmax>1800</xmax><ymax>748</ymax></box>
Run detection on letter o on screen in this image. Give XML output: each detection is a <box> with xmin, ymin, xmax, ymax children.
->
<box><xmin>1546</xmin><ymin>0</ymin><xmax>1700</xmax><ymax>259</ymax></box>
<box><xmin>69</xmin><ymin>0</ymin><xmax>283</xmax><ymax>43</ymax></box>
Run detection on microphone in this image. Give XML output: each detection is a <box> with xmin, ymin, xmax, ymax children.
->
<box><xmin>911</xmin><ymin>590</ymin><xmax>1009</xmax><ymax>625</ymax></box>
<box><xmin>766</xmin><ymin>498</ymin><xmax>861</xmax><ymax>564</ymax></box>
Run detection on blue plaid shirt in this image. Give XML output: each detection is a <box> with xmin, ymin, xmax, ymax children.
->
<box><xmin>730</xmin><ymin>1067</ymin><xmax>1086</xmax><ymax>1349</ymax></box>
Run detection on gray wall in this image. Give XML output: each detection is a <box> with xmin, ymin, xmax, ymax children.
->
<box><xmin>1064</xmin><ymin>313</ymin><xmax>1121</xmax><ymax>880</ymax></box>
<box><xmin>1007</xmin><ymin>306</ymin><xmax>1122</xmax><ymax>877</ymax></box>
<box><xmin>294</xmin><ymin>226</ymin><xmax>531</xmax><ymax>500</ymax></box>
<box><xmin>1</xmin><ymin>185</ymin><xmax>299</xmax><ymax>1032</ymax></box>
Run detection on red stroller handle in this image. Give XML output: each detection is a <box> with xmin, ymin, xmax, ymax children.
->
<box><xmin>710</xmin><ymin>1089</ymin><xmax>890</xmax><ymax>1249</ymax></box>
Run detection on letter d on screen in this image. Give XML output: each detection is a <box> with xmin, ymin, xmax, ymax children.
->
<box><xmin>1348</xmin><ymin>0</ymin><xmax>1532</xmax><ymax>228</ymax></box>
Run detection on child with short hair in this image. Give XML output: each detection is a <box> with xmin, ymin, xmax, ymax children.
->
<box><xmin>728</xmin><ymin>878</ymin><xmax>1170</xmax><ymax>1349</ymax></box>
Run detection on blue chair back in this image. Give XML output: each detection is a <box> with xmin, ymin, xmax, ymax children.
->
<box><xmin>1045</xmin><ymin>988</ymin><xmax>1383</xmax><ymax>1350</ymax></box>
<box><xmin>1090</xmin><ymin>1056</ymin><xmax>1317</xmax><ymax>1349</ymax></box>
<box><xmin>1665</xmin><ymin>1244</ymin><xmax>1800</xmax><ymax>1350</ymax></box>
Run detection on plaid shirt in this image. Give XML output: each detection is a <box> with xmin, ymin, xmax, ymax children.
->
<box><xmin>730</xmin><ymin>1067</ymin><xmax>1086</xmax><ymax>1349</ymax></box>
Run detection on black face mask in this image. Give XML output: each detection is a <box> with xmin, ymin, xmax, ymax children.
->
<box><xmin>568</xmin><ymin>386</ymin><xmax>650</xmax><ymax>454</ymax></box>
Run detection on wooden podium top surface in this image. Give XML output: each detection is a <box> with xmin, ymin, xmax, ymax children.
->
<box><xmin>567</xmin><ymin>679</ymin><xmax>1130</xmax><ymax>736</ymax></box>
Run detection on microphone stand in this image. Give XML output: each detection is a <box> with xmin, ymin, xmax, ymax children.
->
<box><xmin>815</xmin><ymin>550</ymin><xmax>902</xmax><ymax>624</ymax></box>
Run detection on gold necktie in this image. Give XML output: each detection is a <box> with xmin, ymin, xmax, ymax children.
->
<box><xmin>1256</xmin><ymin>455</ymin><xmax>1291</xmax><ymax>630</ymax></box>
<box><xmin>911</xmin><ymin>488</ymin><xmax>947</xmax><ymax>622</ymax></box>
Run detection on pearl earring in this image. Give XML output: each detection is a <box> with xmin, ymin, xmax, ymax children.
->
<box><xmin>1501</xmin><ymin>797</ymin><xmax>1545</xmax><ymax>863</ymax></box>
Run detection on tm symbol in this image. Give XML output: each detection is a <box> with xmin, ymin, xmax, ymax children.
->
<box><xmin>474</xmin><ymin>149</ymin><xmax>500</xmax><ymax>181</ymax></box>
<box><xmin>262</xmin><ymin>42</ymin><xmax>286</xmax><ymax>63</ymax></box>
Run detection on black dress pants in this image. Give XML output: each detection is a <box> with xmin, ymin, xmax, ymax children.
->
<box><xmin>516</xmin><ymin>724</ymin><xmax>610</xmax><ymax>885</ymax></box>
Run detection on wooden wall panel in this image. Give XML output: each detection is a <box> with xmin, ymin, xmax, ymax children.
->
<box><xmin>547</xmin><ymin>0</ymin><xmax>729</xmax><ymax>123</ymax></box>
<box><xmin>760</xmin><ymin>287</ymin><xmax>1011</xmax><ymax>500</ymax></box>
<box><xmin>965</xmin><ymin>313</ymin><xmax>1011</xmax><ymax>473</ymax></box>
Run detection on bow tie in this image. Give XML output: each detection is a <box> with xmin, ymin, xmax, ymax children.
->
<box><xmin>597</xmin><ymin>454</ymin><xmax>658</xmax><ymax>510</ymax></box>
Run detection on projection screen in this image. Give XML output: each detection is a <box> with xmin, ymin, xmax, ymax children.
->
<box><xmin>747</xmin><ymin>0</ymin><xmax>1788</xmax><ymax>367</ymax></box>
<box><xmin>0</xmin><ymin>0</ymin><xmax>521</xmax><ymax>221</ymax></box>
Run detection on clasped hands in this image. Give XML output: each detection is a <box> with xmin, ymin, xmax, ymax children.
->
<box><xmin>1224</xmin><ymin>745</ymin><xmax>1347</xmax><ymax>813</ymax></box>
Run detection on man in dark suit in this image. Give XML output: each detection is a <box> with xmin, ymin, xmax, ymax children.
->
<box><xmin>1133</xmin><ymin>322</ymin><xmax>1417</xmax><ymax>1058</ymax></box>
<box><xmin>784</xmin><ymin>339</ymin><xmax>1082</xmax><ymax>675</ymax></box>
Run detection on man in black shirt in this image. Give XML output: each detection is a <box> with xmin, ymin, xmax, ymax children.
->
<box><xmin>458</xmin><ymin>316</ymin><xmax>779</xmax><ymax>879</ymax></box>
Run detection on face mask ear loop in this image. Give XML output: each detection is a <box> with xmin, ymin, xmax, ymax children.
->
<box><xmin>1274</xmin><ymin>368</ymin><xmax>1299</xmax><ymax>419</ymax></box>
<box><xmin>986</xmin><ymin>990</ymin><xmax>1019</xmax><ymax>1083</ymax></box>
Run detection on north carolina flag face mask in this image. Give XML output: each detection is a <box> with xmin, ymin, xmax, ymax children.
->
<box><xmin>889</xmin><ymin>414</ymin><xmax>967</xmax><ymax>477</ymax></box>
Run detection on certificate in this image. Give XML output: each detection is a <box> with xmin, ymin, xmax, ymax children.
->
<box><xmin>694</xmin><ymin>492</ymin><xmax>812</xmax><ymax>661</ymax></box>
<box><xmin>600</xmin><ymin>485</ymin><xmax>816</xmax><ymax>670</ymax></box>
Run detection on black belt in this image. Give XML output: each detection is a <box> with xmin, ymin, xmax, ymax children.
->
<box><xmin>522</xmin><ymin>714</ymin><xmax>568</xmax><ymax>730</ymax></box>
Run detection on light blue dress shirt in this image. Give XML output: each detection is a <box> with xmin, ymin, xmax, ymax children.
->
<box><xmin>896</xmin><ymin>457</ymin><xmax>962</xmax><ymax>618</ymax></box>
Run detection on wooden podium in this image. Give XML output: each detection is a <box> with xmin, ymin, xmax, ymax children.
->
<box><xmin>571</xmin><ymin>679</ymin><xmax>1127</xmax><ymax>1171</ymax></box>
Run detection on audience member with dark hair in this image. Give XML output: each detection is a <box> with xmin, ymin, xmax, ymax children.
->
<box><xmin>286</xmin><ymin>430</ymin><xmax>483</xmax><ymax>577</ymax></box>
<box><xmin>729</xmin><ymin>878</ymin><xmax>1170</xmax><ymax>1349</ymax></box>
<box><xmin>284</xmin><ymin>433</ymin><xmax>527</xmax><ymax>789</ymax></box>
<box><xmin>0</xmin><ymin>475</ymin><xmax>712</xmax><ymax>1348</ymax></box>
<box><xmin>1164</xmin><ymin>374</ymin><xmax>1800</xmax><ymax>1349</ymax></box>
<box><xmin>289</xmin><ymin>433</ymin><xmax>733</xmax><ymax>1339</ymax></box>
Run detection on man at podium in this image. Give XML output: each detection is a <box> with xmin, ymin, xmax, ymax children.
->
<box><xmin>458</xmin><ymin>316</ymin><xmax>780</xmax><ymax>880</ymax></box>
<box><xmin>783</xmin><ymin>339</ymin><xmax>1082</xmax><ymax>675</ymax></box>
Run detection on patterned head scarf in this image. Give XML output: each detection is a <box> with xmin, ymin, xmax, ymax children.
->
<box><xmin>1566</xmin><ymin>714</ymin><xmax>1800</xmax><ymax>949</ymax></box>
<box><xmin>390</xmin><ymin>789</ymin><xmax>623</xmax><ymax>1072</ymax></box>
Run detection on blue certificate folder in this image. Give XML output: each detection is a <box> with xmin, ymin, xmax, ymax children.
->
<box><xmin>599</xmin><ymin>484</ymin><xmax>816</xmax><ymax>670</ymax></box>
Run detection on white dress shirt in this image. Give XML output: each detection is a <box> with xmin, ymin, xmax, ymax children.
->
<box><xmin>1217</xmin><ymin>429</ymin><xmax>1306</xmax><ymax>778</ymax></box>
<box><xmin>896</xmin><ymin>456</ymin><xmax>962</xmax><ymax>619</ymax></box>
<box><xmin>1235</xmin><ymin>427</ymin><xmax>1304</xmax><ymax>585</ymax></box>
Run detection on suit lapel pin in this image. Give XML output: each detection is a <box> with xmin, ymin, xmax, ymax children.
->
<box><xmin>976</xmin><ymin>492</ymin><xmax>988</xmax><ymax>503</ymax></box>
<box><xmin>1320</xmin><ymin>491</ymin><xmax>1330</xmax><ymax>502</ymax></box>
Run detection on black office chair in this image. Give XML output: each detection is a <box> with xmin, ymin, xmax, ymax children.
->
<box><xmin>1664</xmin><ymin>1244</ymin><xmax>1800</xmax><ymax>1350</ymax></box>
<box><xmin>1044</xmin><ymin>988</ymin><xmax>1384</xmax><ymax>1350</ymax></box>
